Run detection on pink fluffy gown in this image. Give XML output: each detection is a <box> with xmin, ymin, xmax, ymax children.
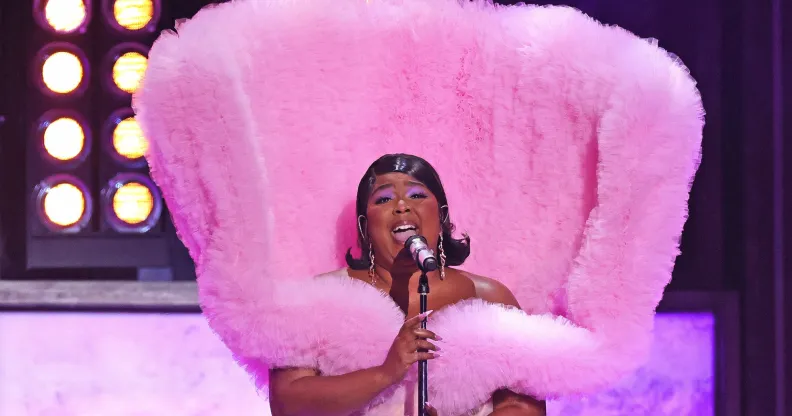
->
<box><xmin>133</xmin><ymin>0</ymin><xmax>704</xmax><ymax>414</ymax></box>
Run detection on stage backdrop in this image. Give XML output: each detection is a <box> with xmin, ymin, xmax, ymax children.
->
<box><xmin>0</xmin><ymin>311</ymin><xmax>713</xmax><ymax>415</ymax></box>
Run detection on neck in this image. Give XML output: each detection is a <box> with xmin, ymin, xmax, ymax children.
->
<box><xmin>374</xmin><ymin>263</ymin><xmax>439</xmax><ymax>284</ymax></box>
<box><xmin>374</xmin><ymin>262</ymin><xmax>441</xmax><ymax>313</ymax></box>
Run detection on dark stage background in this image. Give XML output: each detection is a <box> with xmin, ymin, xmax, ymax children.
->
<box><xmin>0</xmin><ymin>0</ymin><xmax>789</xmax><ymax>415</ymax></box>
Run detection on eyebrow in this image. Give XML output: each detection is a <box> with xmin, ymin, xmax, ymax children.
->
<box><xmin>370</xmin><ymin>180</ymin><xmax>425</xmax><ymax>195</ymax></box>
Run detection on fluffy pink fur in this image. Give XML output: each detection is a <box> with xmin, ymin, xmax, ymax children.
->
<box><xmin>133</xmin><ymin>0</ymin><xmax>703</xmax><ymax>414</ymax></box>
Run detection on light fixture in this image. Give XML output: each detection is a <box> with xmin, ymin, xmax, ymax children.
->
<box><xmin>37</xmin><ymin>110</ymin><xmax>91</xmax><ymax>164</ymax></box>
<box><xmin>35</xmin><ymin>175</ymin><xmax>93</xmax><ymax>232</ymax></box>
<box><xmin>104</xmin><ymin>108</ymin><xmax>148</xmax><ymax>166</ymax></box>
<box><xmin>35</xmin><ymin>43</ymin><xmax>89</xmax><ymax>97</ymax></box>
<box><xmin>104</xmin><ymin>0</ymin><xmax>160</xmax><ymax>33</ymax></box>
<box><xmin>34</xmin><ymin>0</ymin><xmax>91</xmax><ymax>34</ymax></box>
<box><xmin>102</xmin><ymin>173</ymin><xmax>162</xmax><ymax>233</ymax></box>
<box><xmin>104</xmin><ymin>43</ymin><xmax>148</xmax><ymax>95</ymax></box>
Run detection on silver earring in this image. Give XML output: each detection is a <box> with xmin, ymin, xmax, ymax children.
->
<box><xmin>439</xmin><ymin>233</ymin><xmax>447</xmax><ymax>280</ymax></box>
<box><xmin>439</xmin><ymin>205</ymin><xmax>449</xmax><ymax>224</ymax></box>
<box><xmin>368</xmin><ymin>242</ymin><xmax>376</xmax><ymax>285</ymax></box>
<box><xmin>358</xmin><ymin>215</ymin><xmax>366</xmax><ymax>238</ymax></box>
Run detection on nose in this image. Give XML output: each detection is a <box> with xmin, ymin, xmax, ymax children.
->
<box><xmin>394</xmin><ymin>198</ymin><xmax>411</xmax><ymax>214</ymax></box>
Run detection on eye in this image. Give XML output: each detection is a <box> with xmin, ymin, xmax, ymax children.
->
<box><xmin>374</xmin><ymin>196</ymin><xmax>392</xmax><ymax>205</ymax></box>
<box><xmin>409</xmin><ymin>192</ymin><xmax>428</xmax><ymax>200</ymax></box>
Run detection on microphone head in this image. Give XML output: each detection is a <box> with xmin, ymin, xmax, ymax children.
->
<box><xmin>404</xmin><ymin>235</ymin><xmax>437</xmax><ymax>273</ymax></box>
<box><xmin>422</xmin><ymin>257</ymin><xmax>438</xmax><ymax>272</ymax></box>
<box><xmin>404</xmin><ymin>234</ymin><xmax>427</xmax><ymax>250</ymax></box>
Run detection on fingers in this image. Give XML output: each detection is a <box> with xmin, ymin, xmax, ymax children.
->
<box><xmin>425</xmin><ymin>402</ymin><xmax>439</xmax><ymax>416</ymax></box>
<box><xmin>412</xmin><ymin>339</ymin><xmax>439</xmax><ymax>352</ymax></box>
<box><xmin>413</xmin><ymin>328</ymin><xmax>441</xmax><ymax>341</ymax></box>
<box><xmin>403</xmin><ymin>310</ymin><xmax>434</xmax><ymax>328</ymax></box>
<box><xmin>411</xmin><ymin>351</ymin><xmax>440</xmax><ymax>364</ymax></box>
<box><xmin>400</xmin><ymin>328</ymin><xmax>441</xmax><ymax>348</ymax></box>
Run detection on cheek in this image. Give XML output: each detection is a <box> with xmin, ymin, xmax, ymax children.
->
<box><xmin>365</xmin><ymin>208</ymin><xmax>391</xmax><ymax>237</ymax></box>
<box><xmin>418</xmin><ymin>206</ymin><xmax>441</xmax><ymax>235</ymax></box>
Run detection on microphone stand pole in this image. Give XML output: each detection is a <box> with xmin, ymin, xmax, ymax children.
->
<box><xmin>418</xmin><ymin>271</ymin><xmax>429</xmax><ymax>416</ymax></box>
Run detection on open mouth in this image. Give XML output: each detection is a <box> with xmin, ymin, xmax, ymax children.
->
<box><xmin>391</xmin><ymin>222</ymin><xmax>419</xmax><ymax>243</ymax></box>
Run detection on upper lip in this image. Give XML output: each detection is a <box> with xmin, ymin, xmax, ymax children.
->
<box><xmin>391</xmin><ymin>220</ymin><xmax>419</xmax><ymax>233</ymax></box>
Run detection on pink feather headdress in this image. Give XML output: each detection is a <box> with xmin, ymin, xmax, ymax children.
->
<box><xmin>133</xmin><ymin>0</ymin><xmax>704</xmax><ymax>414</ymax></box>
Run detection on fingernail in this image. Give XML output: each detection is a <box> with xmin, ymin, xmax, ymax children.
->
<box><xmin>421</xmin><ymin>310</ymin><xmax>434</xmax><ymax>318</ymax></box>
<box><xmin>425</xmin><ymin>401</ymin><xmax>433</xmax><ymax>407</ymax></box>
<box><xmin>435</xmin><ymin>335</ymin><xmax>443</xmax><ymax>341</ymax></box>
<box><xmin>433</xmin><ymin>352</ymin><xmax>443</xmax><ymax>358</ymax></box>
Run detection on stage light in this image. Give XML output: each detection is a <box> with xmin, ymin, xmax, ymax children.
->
<box><xmin>35</xmin><ymin>0</ymin><xmax>90</xmax><ymax>34</ymax></box>
<box><xmin>112</xmin><ymin>51</ymin><xmax>147</xmax><ymax>94</ymax></box>
<box><xmin>42</xmin><ymin>116</ymin><xmax>86</xmax><ymax>162</ymax></box>
<box><xmin>35</xmin><ymin>175</ymin><xmax>93</xmax><ymax>232</ymax></box>
<box><xmin>102</xmin><ymin>173</ymin><xmax>162</xmax><ymax>233</ymax></box>
<box><xmin>37</xmin><ymin>44</ymin><xmax>88</xmax><ymax>96</ymax></box>
<box><xmin>43</xmin><ymin>52</ymin><xmax>83</xmax><ymax>94</ymax></box>
<box><xmin>109</xmin><ymin>0</ymin><xmax>158</xmax><ymax>32</ymax></box>
<box><xmin>104</xmin><ymin>43</ymin><xmax>149</xmax><ymax>96</ymax></box>
<box><xmin>114</xmin><ymin>182</ymin><xmax>153</xmax><ymax>223</ymax></box>
<box><xmin>113</xmin><ymin>116</ymin><xmax>148</xmax><ymax>160</ymax></box>
<box><xmin>104</xmin><ymin>108</ymin><xmax>148</xmax><ymax>165</ymax></box>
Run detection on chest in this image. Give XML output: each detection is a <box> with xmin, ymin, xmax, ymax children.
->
<box><xmin>345</xmin><ymin>268</ymin><xmax>478</xmax><ymax>317</ymax></box>
<box><xmin>401</xmin><ymin>276</ymin><xmax>477</xmax><ymax>318</ymax></box>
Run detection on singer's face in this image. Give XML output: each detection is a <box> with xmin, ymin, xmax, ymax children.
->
<box><xmin>366</xmin><ymin>173</ymin><xmax>441</xmax><ymax>269</ymax></box>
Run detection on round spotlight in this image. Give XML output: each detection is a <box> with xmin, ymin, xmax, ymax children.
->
<box><xmin>114</xmin><ymin>182</ymin><xmax>153</xmax><ymax>223</ymax></box>
<box><xmin>112</xmin><ymin>50</ymin><xmax>147</xmax><ymax>94</ymax></box>
<box><xmin>35</xmin><ymin>0</ymin><xmax>91</xmax><ymax>34</ymax></box>
<box><xmin>102</xmin><ymin>174</ymin><xmax>162</xmax><ymax>233</ymax></box>
<box><xmin>104</xmin><ymin>43</ymin><xmax>148</xmax><ymax>96</ymax></box>
<box><xmin>37</xmin><ymin>110</ymin><xmax>92</xmax><ymax>164</ymax></box>
<box><xmin>104</xmin><ymin>108</ymin><xmax>148</xmax><ymax>166</ymax></box>
<box><xmin>43</xmin><ymin>52</ymin><xmax>83</xmax><ymax>94</ymax></box>
<box><xmin>113</xmin><ymin>117</ymin><xmax>148</xmax><ymax>159</ymax></box>
<box><xmin>35</xmin><ymin>175</ymin><xmax>93</xmax><ymax>232</ymax></box>
<box><xmin>104</xmin><ymin>0</ymin><xmax>160</xmax><ymax>33</ymax></box>
<box><xmin>36</xmin><ymin>43</ymin><xmax>89</xmax><ymax>96</ymax></box>
<box><xmin>40</xmin><ymin>114</ymin><xmax>90</xmax><ymax>163</ymax></box>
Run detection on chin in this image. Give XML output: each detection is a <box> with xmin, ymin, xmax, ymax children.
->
<box><xmin>388</xmin><ymin>246</ymin><xmax>408</xmax><ymax>262</ymax></box>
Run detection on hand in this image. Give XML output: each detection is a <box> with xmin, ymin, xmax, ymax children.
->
<box><xmin>425</xmin><ymin>402</ymin><xmax>439</xmax><ymax>416</ymax></box>
<box><xmin>378</xmin><ymin>310</ymin><xmax>441</xmax><ymax>383</ymax></box>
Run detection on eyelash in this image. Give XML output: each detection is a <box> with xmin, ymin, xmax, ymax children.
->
<box><xmin>374</xmin><ymin>192</ymin><xmax>428</xmax><ymax>205</ymax></box>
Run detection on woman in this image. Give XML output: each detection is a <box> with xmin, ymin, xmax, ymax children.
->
<box><xmin>135</xmin><ymin>0</ymin><xmax>703</xmax><ymax>415</ymax></box>
<box><xmin>268</xmin><ymin>154</ymin><xmax>546</xmax><ymax>415</ymax></box>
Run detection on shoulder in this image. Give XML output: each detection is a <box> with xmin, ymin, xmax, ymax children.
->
<box><xmin>315</xmin><ymin>268</ymin><xmax>374</xmax><ymax>286</ymax></box>
<box><xmin>315</xmin><ymin>268</ymin><xmax>351</xmax><ymax>279</ymax></box>
<box><xmin>457</xmin><ymin>270</ymin><xmax>521</xmax><ymax>309</ymax></box>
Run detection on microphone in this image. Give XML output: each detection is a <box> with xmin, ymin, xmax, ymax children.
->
<box><xmin>404</xmin><ymin>235</ymin><xmax>438</xmax><ymax>273</ymax></box>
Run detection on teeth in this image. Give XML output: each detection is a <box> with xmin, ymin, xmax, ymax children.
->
<box><xmin>392</xmin><ymin>225</ymin><xmax>417</xmax><ymax>233</ymax></box>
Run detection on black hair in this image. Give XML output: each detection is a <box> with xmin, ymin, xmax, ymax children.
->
<box><xmin>345</xmin><ymin>153</ymin><xmax>471</xmax><ymax>269</ymax></box>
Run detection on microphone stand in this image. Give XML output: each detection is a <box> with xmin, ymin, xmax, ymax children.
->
<box><xmin>403</xmin><ymin>234</ymin><xmax>436</xmax><ymax>416</ymax></box>
<box><xmin>418</xmin><ymin>271</ymin><xmax>429</xmax><ymax>416</ymax></box>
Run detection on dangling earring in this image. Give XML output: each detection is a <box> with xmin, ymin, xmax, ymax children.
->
<box><xmin>368</xmin><ymin>242</ymin><xmax>376</xmax><ymax>285</ymax></box>
<box><xmin>438</xmin><ymin>205</ymin><xmax>449</xmax><ymax>280</ymax></box>
<box><xmin>439</xmin><ymin>205</ymin><xmax>449</xmax><ymax>224</ymax></box>
<box><xmin>357</xmin><ymin>215</ymin><xmax>367</xmax><ymax>239</ymax></box>
<box><xmin>438</xmin><ymin>232</ymin><xmax>447</xmax><ymax>280</ymax></box>
<box><xmin>359</xmin><ymin>214</ymin><xmax>376</xmax><ymax>286</ymax></box>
